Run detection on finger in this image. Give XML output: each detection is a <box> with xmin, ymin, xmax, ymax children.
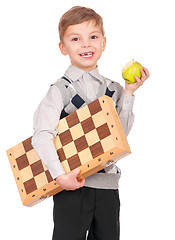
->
<box><xmin>142</xmin><ymin>67</ymin><xmax>150</xmax><ymax>78</ymax></box>
<box><xmin>70</xmin><ymin>178</ymin><xmax>85</xmax><ymax>190</ymax></box>
<box><xmin>134</xmin><ymin>75</ymin><xmax>141</xmax><ymax>83</ymax></box>
<box><xmin>77</xmin><ymin>178</ymin><xmax>85</xmax><ymax>188</ymax></box>
<box><xmin>134</xmin><ymin>76</ymin><xmax>143</xmax><ymax>85</ymax></box>
<box><xmin>142</xmin><ymin>66</ymin><xmax>148</xmax><ymax>72</ymax></box>
<box><xmin>71</xmin><ymin>168</ymin><xmax>80</xmax><ymax>177</ymax></box>
<box><xmin>140</xmin><ymin>68</ymin><xmax>146</xmax><ymax>79</ymax></box>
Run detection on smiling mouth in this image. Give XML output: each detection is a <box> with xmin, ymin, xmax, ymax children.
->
<box><xmin>80</xmin><ymin>52</ymin><xmax>94</xmax><ymax>57</ymax></box>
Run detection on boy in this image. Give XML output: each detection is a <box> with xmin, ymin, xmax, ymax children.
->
<box><xmin>32</xmin><ymin>6</ymin><xmax>149</xmax><ymax>240</ymax></box>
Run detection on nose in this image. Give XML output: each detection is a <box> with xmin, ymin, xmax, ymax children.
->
<box><xmin>81</xmin><ymin>38</ymin><xmax>90</xmax><ymax>48</ymax></box>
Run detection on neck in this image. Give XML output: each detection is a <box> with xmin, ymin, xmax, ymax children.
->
<box><xmin>71</xmin><ymin>64</ymin><xmax>98</xmax><ymax>73</ymax></box>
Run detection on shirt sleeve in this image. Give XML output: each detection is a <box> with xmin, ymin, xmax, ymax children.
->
<box><xmin>116</xmin><ymin>88</ymin><xmax>135</xmax><ymax>136</ymax></box>
<box><xmin>32</xmin><ymin>85</ymin><xmax>66</xmax><ymax>179</ymax></box>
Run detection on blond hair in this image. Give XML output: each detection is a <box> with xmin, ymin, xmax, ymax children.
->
<box><xmin>58</xmin><ymin>6</ymin><xmax>105</xmax><ymax>42</ymax></box>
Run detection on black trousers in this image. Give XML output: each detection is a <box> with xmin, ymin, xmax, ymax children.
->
<box><xmin>52</xmin><ymin>187</ymin><xmax>120</xmax><ymax>240</ymax></box>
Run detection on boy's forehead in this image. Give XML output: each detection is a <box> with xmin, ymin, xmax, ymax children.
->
<box><xmin>65</xmin><ymin>20</ymin><xmax>102</xmax><ymax>35</ymax></box>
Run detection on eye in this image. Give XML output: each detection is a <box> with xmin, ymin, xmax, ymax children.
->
<box><xmin>91</xmin><ymin>35</ymin><xmax>97</xmax><ymax>39</ymax></box>
<box><xmin>72</xmin><ymin>37</ymin><xmax>79</xmax><ymax>41</ymax></box>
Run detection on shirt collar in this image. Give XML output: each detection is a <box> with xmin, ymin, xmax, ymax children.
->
<box><xmin>90</xmin><ymin>67</ymin><xmax>104</xmax><ymax>83</ymax></box>
<box><xmin>64</xmin><ymin>65</ymin><xmax>104</xmax><ymax>83</ymax></box>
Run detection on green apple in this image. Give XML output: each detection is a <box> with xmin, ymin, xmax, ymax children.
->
<box><xmin>122</xmin><ymin>60</ymin><xmax>143</xmax><ymax>84</ymax></box>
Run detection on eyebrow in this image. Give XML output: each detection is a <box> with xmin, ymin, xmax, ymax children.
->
<box><xmin>67</xmin><ymin>33</ymin><xmax>80</xmax><ymax>37</ymax></box>
<box><xmin>67</xmin><ymin>30</ymin><xmax>101</xmax><ymax>37</ymax></box>
<box><xmin>90</xmin><ymin>30</ymin><xmax>101</xmax><ymax>35</ymax></box>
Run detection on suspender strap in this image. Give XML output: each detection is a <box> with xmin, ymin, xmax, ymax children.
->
<box><xmin>51</xmin><ymin>77</ymin><xmax>71</xmax><ymax>108</ymax></box>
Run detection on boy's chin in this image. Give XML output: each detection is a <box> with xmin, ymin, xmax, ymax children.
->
<box><xmin>72</xmin><ymin>63</ymin><xmax>97</xmax><ymax>72</ymax></box>
<box><xmin>80</xmin><ymin>65</ymin><xmax>97</xmax><ymax>72</ymax></box>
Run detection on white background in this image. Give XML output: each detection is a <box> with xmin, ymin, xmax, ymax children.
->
<box><xmin>1</xmin><ymin>0</ymin><xmax>175</xmax><ymax>239</ymax></box>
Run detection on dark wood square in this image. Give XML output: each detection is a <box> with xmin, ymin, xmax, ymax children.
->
<box><xmin>24</xmin><ymin>178</ymin><xmax>37</xmax><ymax>195</ymax></box>
<box><xmin>81</xmin><ymin>117</ymin><xmax>95</xmax><ymax>134</ymax></box>
<box><xmin>22</xmin><ymin>137</ymin><xmax>33</xmax><ymax>152</ymax></box>
<box><xmin>57</xmin><ymin>148</ymin><xmax>66</xmax><ymax>162</ymax></box>
<box><xmin>66</xmin><ymin>111</ymin><xmax>79</xmax><ymax>128</ymax></box>
<box><xmin>30</xmin><ymin>160</ymin><xmax>44</xmax><ymax>177</ymax></box>
<box><xmin>45</xmin><ymin>170</ymin><xmax>53</xmax><ymax>183</ymax></box>
<box><xmin>67</xmin><ymin>154</ymin><xmax>81</xmax><ymax>171</ymax></box>
<box><xmin>88</xmin><ymin>99</ymin><xmax>102</xmax><ymax>116</ymax></box>
<box><xmin>96</xmin><ymin>123</ymin><xmax>111</xmax><ymax>140</ymax></box>
<box><xmin>74</xmin><ymin>136</ymin><xmax>88</xmax><ymax>152</ymax></box>
<box><xmin>59</xmin><ymin>129</ymin><xmax>73</xmax><ymax>146</ymax></box>
<box><xmin>16</xmin><ymin>154</ymin><xmax>29</xmax><ymax>171</ymax></box>
<box><xmin>90</xmin><ymin>142</ymin><xmax>104</xmax><ymax>158</ymax></box>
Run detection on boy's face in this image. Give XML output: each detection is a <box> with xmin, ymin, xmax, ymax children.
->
<box><xmin>59</xmin><ymin>20</ymin><xmax>106</xmax><ymax>72</ymax></box>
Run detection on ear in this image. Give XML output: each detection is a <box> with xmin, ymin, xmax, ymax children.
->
<box><xmin>59</xmin><ymin>42</ymin><xmax>68</xmax><ymax>56</ymax></box>
<box><xmin>102</xmin><ymin>37</ymin><xmax>106</xmax><ymax>52</ymax></box>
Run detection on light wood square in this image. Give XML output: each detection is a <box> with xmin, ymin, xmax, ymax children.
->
<box><xmin>61</xmin><ymin>160</ymin><xmax>70</xmax><ymax>173</ymax></box>
<box><xmin>13</xmin><ymin>143</ymin><xmax>25</xmax><ymax>159</ymax></box>
<box><xmin>70</xmin><ymin>123</ymin><xmax>84</xmax><ymax>140</ymax></box>
<box><xmin>77</xmin><ymin>105</ymin><xmax>91</xmax><ymax>122</ymax></box>
<box><xmin>101</xmin><ymin>135</ymin><xmax>115</xmax><ymax>152</ymax></box>
<box><xmin>20</xmin><ymin>166</ymin><xmax>33</xmax><ymax>183</ymax></box>
<box><xmin>57</xmin><ymin>118</ymin><xmax>69</xmax><ymax>134</ymax></box>
<box><xmin>54</xmin><ymin>136</ymin><xmax>62</xmax><ymax>150</ymax></box>
<box><xmin>92</xmin><ymin>111</ymin><xmax>106</xmax><ymax>128</ymax></box>
<box><xmin>78</xmin><ymin>148</ymin><xmax>93</xmax><ymax>165</ymax></box>
<box><xmin>35</xmin><ymin>172</ymin><xmax>48</xmax><ymax>189</ymax></box>
<box><xmin>63</xmin><ymin>142</ymin><xmax>77</xmax><ymax>159</ymax></box>
<box><xmin>85</xmin><ymin>129</ymin><xmax>100</xmax><ymax>146</ymax></box>
<box><xmin>26</xmin><ymin>149</ymin><xmax>40</xmax><ymax>165</ymax></box>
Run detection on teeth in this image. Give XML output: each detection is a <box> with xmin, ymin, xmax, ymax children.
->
<box><xmin>80</xmin><ymin>52</ymin><xmax>93</xmax><ymax>57</ymax></box>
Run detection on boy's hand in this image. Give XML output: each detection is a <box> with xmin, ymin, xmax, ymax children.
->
<box><xmin>55</xmin><ymin>168</ymin><xmax>85</xmax><ymax>191</ymax></box>
<box><xmin>124</xmin><ymin>67</ymin><xmax>150</xmax><ymax>96</ymax></box>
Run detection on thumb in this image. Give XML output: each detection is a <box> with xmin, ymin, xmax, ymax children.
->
<box><xmin>77</xmin><ymin>178</ymin><xmax>85</xmax><ymax>188</ymax></box>
<box><xmin>71</xmin><ymin>168</ymin><xmax>80</xmax><ymax>177</ymax></box>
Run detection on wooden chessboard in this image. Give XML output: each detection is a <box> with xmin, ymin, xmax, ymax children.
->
<box><xmin>6</xmin><ymin>95</ymin><xmax>131</xmax><ymax>207</ymax></box>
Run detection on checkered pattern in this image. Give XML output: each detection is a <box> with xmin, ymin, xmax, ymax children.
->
<box><xmin>7</xmin><ymin>95</ymin><xmax>131</xmax><ymax>206</ymax></box>
<box><xmin>12</xmin><ymin>137</ymin><xmax>53</xmax><ymax>195</ymax></box>
<box><xmin>8</xmin><ymin>97</ymin><xmax>115</xmax><ymax>198</ymax></box>
<box><xmin>55</xmin><ymin>98</ymin><xmax>115</xmax><ymax>173</ymax></box>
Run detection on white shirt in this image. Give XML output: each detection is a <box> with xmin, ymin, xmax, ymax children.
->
<box><xmin>32</xmin><ymin>65</ymin><xmax>135</xmax><ymax>180</ymax></box>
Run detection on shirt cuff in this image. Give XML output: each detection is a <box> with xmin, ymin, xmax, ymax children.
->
<box><xmin>48</xmin><ymin>161</ymin><xmax>66</xmax><ymax>180</ymax></box>
<box><xmin>31</xmin><ymin>139</ymin><xmax>66</xmax><ymax>180</ymax></box>
<box><xmin>117</xmin><ymin>91</ymin><xmax>135</xmax><ymax>111</ymax></box>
